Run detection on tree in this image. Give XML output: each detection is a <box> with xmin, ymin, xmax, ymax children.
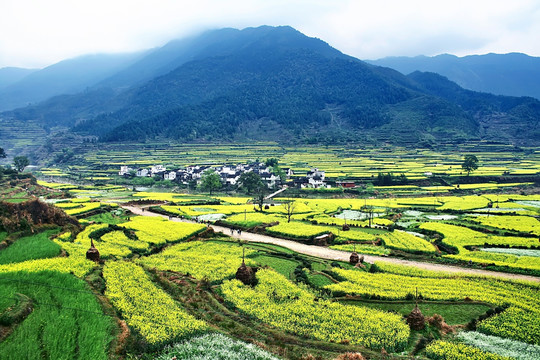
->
<box><xmin>265</xmin><ymin>158</ymin><xmax>279</xmax><ymax>167</ymax></box>
<box><xmin>199</xmin><ymin>169</ymin><xmax>222</xmax><ymax>195</ymax></box>
<box><xmin>254</xmin><ymin>186</ymin><xmax>268</xmax><ymax>211</ymax></box>
<box><xmin>13</xmin><ymin>156</ymin><xmax>29</xmax><ymax>172</ymax></box>
<box><xmin>272</xmin><ymin>165</ymin><xmax>287</xmax><ymax>185</ymax></box>
<box><xmin>0</xmin><ymin>147</ymin><xmax>6</xmax><ymax>158</ymax></box>
<box><xmin>283</xmin><ymin>199</ymin><xmax>296</xmax><ymax>223</ymax></box>
<box><xmin>238</xmin><ymin>172</ymin><xmax>264</xmax><ymax>194</ymax></box>
<box><xmin>461</xmin><ymin>155</ymin><xmax>479</xmax><ymax>176</ymax></box>
<box><xmin>377</xmin><ymin>172</ymin><xmax>393</xmax><ymax>186</ymax></box>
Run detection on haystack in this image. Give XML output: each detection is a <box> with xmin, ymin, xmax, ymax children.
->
<box><xmin>406</xmin><ymin>304</ymin><xmax>425</xmax><ymax>330</ymax></box>
<box><xmin>349</xmin><ymin>252</ymin><xmax>359</xmax><ymax>265</ymax></box>
<box><xmin>235</xmin><ymin>262</ymin><xmax>255</xmax><ymax>285</ymax></box>
<box><xmin>86</xmin><ymin>238</ymin><xmax>100</xmax><ymax>262</ymax></box>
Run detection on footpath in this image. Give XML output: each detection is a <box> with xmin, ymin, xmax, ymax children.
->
<box><xmin>122</xmin><ymin>205</ymin><xmax>540</xmax><ymax>283</ymax></box>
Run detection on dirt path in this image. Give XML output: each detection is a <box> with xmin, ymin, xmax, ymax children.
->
<box><xmin>122</xmin><ymin>205</ymin><xmax>540</xmax><ymax>283</ymax></box>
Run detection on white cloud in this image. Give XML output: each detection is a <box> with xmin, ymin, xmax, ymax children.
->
<box><xmin>0</xmin><ymin>0</ymin><xmax>539</xmax><ymax>68</ymax></box>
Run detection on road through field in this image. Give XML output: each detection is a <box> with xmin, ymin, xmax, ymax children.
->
<box><xmin>122</xmin><ymin>205</ymin><xmax>540</xmax><ymax>283</ymax></box>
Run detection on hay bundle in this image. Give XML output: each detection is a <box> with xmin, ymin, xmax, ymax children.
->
<box><xmin>235</xmin><ymin>262</ymin><xmax>255</xmax><ymax>286</ymax></box>
<box><xmin>86</xmin><ymin>239</ymin><xmax>100</xmax><ymax>262</ymax></box>
<box><xmin>406</xmin><ymin>304</ymin><xmax>425</xmax><ymax>330</ymax></box>
<box><xmin>349</xmin><ymin>252</ymin><xmax>359</xmax><ymax>265</ymax></box>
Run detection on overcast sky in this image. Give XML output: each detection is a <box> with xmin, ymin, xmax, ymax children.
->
<box><xmin>1</xmin><ymin>0</ymin><xmax>540</xmax><ymax>68</ymax></box>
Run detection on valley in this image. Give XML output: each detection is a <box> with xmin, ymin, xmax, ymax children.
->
<box><xmin>1</xmin><ymin>21</ymin><xmax>539</xmax><ymax>360</ymax></box>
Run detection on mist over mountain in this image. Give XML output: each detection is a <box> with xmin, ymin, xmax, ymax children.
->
<box><xmin>0</xmin><ymin>67</ymin><xmax>38</xmax><ymax>90</ymax></box>
<box><xmin>2</xmin><ymin>25</ymin><xmax>539</xmax><ymax>149</ymax></box>
<box><xmin>367</xmin><ymin>53</ymin><xmax>540</xmax><ymax>100</ymax></box>
<box><xmin>0</xmin><ymin>52</ymin><xmax>145</xmax><ymax>111</ymax></box>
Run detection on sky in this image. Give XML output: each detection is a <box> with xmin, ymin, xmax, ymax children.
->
<box><xmin>1</xmin><ymin>0</ymin><xmax>540</xmax><ymax>68</ymax></box>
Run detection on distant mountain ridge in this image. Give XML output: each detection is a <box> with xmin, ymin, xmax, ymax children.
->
<box><xmin>0</xmin><ymin>67</ymin><xmax>38</xmax><ymax>90</ymax></box>
<box><xmin>2</xmin><ymin>26</ymin><xmax>540</xmax><ymax>150</ymax></box>
<box><xmin>367</xmin><ymin>53</ymin><xmax>540</xmax><ymax>100</ymax></box>
<box><xmin>0</xmin><ymin>52</ymin><xmax>146</xmax><ymax>111</ymax></box>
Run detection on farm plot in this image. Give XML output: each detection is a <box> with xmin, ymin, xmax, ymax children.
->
<box><xmin>139</xmin><ymin>240</ymin><xmax>256</xmax><ymax>281</ymax></box>
<box><xmin>420</xmin><ymin>222</ymin><xmax>540</xmax><ymax>272</ymax></box>
<box><xmin>325</xmin><ymin>265</ymin><xmax>540</xmax><ymax>345</ymax></box>
<box><xmin>103</xmin><ymin>261</ymin><xmax>206</xmax><ymax>344</ymax></box>
<box><xmin>467</xmin><ymin>215</ymin><xmax>540</xmax><ymax>236</ymax></box>
<box><xmin>0</xmin><ymin>271</ymin><xmax>113</xmax><ymax>360</ymax></box>
<box><xmin>118</xmin><ymin>216</ymin><xmax>206</xmax><ymax>245</ymax></box>
<box><xmin>221</xmin><ymin>268</ymin><xmax>410</xmax><ymax>351</ymax></box>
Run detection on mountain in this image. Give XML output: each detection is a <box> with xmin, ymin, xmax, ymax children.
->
<box><xmin>0</xmin><ymin>52</ymin><xmax>145</xmax><ymax>111</ymax></box>
<box><xmin>6</xmin><ymin>26</ymin><xmax>349</xmax><ymax>130</ymax></box>
<box><xmin>366</xmin><ymin>53</ymin><xmax>540</xmax><ymax>100</ymax></box>
<box><xmin>74</xmin><ymin>25</ymin><xmax>480</xmax><ymax>144</ymax></box>
<box><xmin>3</xmin><ymin>26</ymin><xmax>540</xmax><ymax>149</ymax></box>
<box><xmin>96</xmin><ymin>26</ymin><xmax>341</xmax><ymax>90</ymax></box>
<box><xmin>406</xmin><ymin>71</ymin><xmax>540</xmax><ymax>143</ymax></box>
<box><xmin>0</xmin><ymin>67</ymin><xmax>38</xmax><ymax>90</ymax></box>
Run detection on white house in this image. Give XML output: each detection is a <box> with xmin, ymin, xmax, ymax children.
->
<box><xmin>282</xmin><ymin>168</ymin><xmax>294</xmax><ymax>178</ymax></box>
<box><xmin>164</xmin><ymin>171</ymin><xmax>177</xmax><ymax>181</ymax></box>
<box><xmin>308</xmin><ymin>174</ymin><xmax>325</xmax><ymax>188</ymax></box>
<box><xmin>119</xmin><ymin>166</ymin><xmax>132</xmax><ymax>176</ymax></box>
<box><xmin>307</xmin><ymin>168</ymin><xmax>325</xmax><ymax>181</ymax></box>
<box><xmin>260</xmin><ymin>172</ymin><xmax>280</xmax><ymax>188</ymax></box>
<box><xmin>136</xmin><ymin>168</ymin><xmax>149</xmax><ymax>177</ymax></box>
<box><xmin>151</xmin><ymin>165</ymin><xmax>166</xmax><ymax>175</ymax></box>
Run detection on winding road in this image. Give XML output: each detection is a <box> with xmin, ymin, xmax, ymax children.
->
<box><xmin>122</xmin><ymin>205</ymin><xmax>540</xmax><ymax>283</ymax></box>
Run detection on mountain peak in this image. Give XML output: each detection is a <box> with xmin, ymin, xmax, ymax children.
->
<box><xmin>368</xmin><ymin>52</ymin><xmax>540</xmax><ymax>99</ymax></box>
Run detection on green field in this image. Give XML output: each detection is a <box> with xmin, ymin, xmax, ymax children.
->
<box><xmin>0</xmin><ymin>271</ymin><xmax>113</xmax><ymax>360</ymax></box>
<box><xmin>2</xmin><ymin>154</ymin><xmax>540</xmax><ymax>360</ymax></box>
<box><xmin>0</xmin><ymin>230</ymin><xmax>61</xmax><ymax>265</ymax></box>
<box><xmin>340</xmin><ymin>299</ymin><xmax>492</xmax><ymax>325</ymax></box>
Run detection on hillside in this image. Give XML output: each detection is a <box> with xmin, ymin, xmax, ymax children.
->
<box><xmin>0</xmin><ymin>52</ymin><xmax>144</xmax><ymax>111</ymax></box>
<box><xmin>0</xmin><ymin>67</ymin><xmax>38</xmax><ymax>90</ymax></box>
<box><xmin>2</xmin><ymin>26</ymin><xmax>540</xmax><ymax>149</ymax></box>
<box><xmin>72</xmin><ymin>26</ymin><xmax>481</xmax><ymax>145</ymax></box>
<box><xmin>367</xmin><ymin>53</ymin><xmax>540</xmax><ymax>100</ymax></box>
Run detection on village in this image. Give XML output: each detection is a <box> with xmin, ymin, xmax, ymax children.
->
<box><xmin>117</xmin><ymin>162</ymin><xmax>340</xmax><ymax>189</ymax></box>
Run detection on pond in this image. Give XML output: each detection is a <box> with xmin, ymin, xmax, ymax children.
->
<box><xmin>473</xmin><ymin>207</ymin><xmax>528</xmax><ymax>212</ymax></box>
<box><xmin>401</xmin><ymin>210</ymin><xmax>457</xmax><ymax>221</ymax></box>
<box><xmin>403</xmin><ymin>210</ymin><xmax>424</xmax><ymax>217</ymax></box>
<box><xmin>481</xmin><ymin>247</ymin><xmax>540</xmax><ymax>257</ymax></box>
<box><xmin>425</xmin><ymin>214</ymin><xmax>458</xmax><ymax>220</ymax></box>
<box><xmin>335</xmin><ymin>210</ymin><xmax>382</xmax><ymax>221</ymax></box>
<box><xmin>192</xmin><ymin>207</ymin><xmax>218</xmax><ymax>212</ymax></box>
<box><xmin>404</xmin><ymin>231</ymin><xmax>426</xmax><ymax>238</ymax></box>
<box><xmin>515</xmin><ymin>200</ymin><xmax>540</xmax><ymax>208</ymax></box>
<box><xmin>196</xmin><ymin>213</ymin><xmax>226</xmax><ymax>222</ymax></box>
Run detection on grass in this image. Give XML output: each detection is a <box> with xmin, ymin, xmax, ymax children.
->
<box><xmin>0</xmin><ymin>271</ymin><xmax>113</xmax><ymax>360</ymax></box>
<box><xmin>246</xmin><ymin>242</ymin><xmax>296</xmax><ymax>254</ymax></box>
<box><xmin>2</xmin><ymin>198</ymin><xmax>29</xmax><ymax>203</ymax></box>
<box><xmin>252</xmin><ymin>255</ymin><xmax>299</xmax><ymax>279</ymax></box>
<box><xmin>307</xmin><ymin>273</ymin><xmax>335</xmax><ymax>287</ymax></box>
<box><xmin>340</xmin><ymin>299</ymin><xmax>492</xmax><ymax>325</ymax></box>
<box><xmin>311</xmin><ymin>261</ymin><xmax>329</xmax><ymax>272</ymax></box>
<box><xmin>0</xmin><ymin>230</ymin><xmax>62</xmax><ymax>265</ymax></box>
<box><xmin>86</xmin><ymin>212</ymin><xmax>127</xmax><ymax>225</ymax></box>
<box><xmin>0</xmin><ymin>231</ymin><xmax>7</xmax><ymax>242</ymax></box>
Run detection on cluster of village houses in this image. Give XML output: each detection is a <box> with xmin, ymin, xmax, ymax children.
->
<box><xmin>118</xmin><ymin>163</ymin><xmax>334</xmax><ymax>188</ymax></box>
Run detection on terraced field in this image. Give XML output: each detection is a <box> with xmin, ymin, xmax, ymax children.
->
<box><xmin>3</xmin><ymin>149</ymin><xmax>540</xmax><ymax>360</ymax></box>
